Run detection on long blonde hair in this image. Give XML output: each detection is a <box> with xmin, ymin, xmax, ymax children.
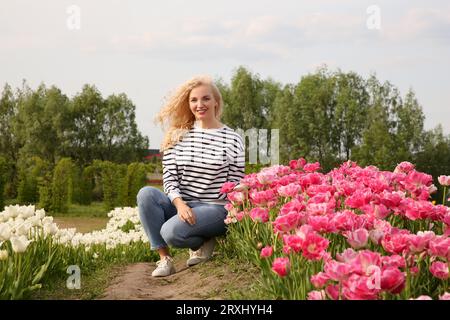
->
<box><xmin>155</xmin><ymin>75</ymin><xmax>224</xmax><ymax>152</ymax></box>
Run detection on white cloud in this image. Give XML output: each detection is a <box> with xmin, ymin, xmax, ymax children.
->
<box><xmin>382</xmin><ymin>7</ymin><xmax>450</xmax><ymax>43</ymax></box>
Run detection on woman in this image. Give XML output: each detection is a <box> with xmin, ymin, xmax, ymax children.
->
<box><xmin>137</xmin><ymin>75</ymin><xmax>245</xmax><ymax>277</ymax></box>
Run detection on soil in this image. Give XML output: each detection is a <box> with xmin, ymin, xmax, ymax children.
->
<box><xmin>99</xmin><ymin>251</ymin><xmax>254</xmax><ymax>300</ymax></box>
<box><xmin>53</xmin><ymin>217</ymin><xmax>108</xmax><ymax>233</ymax></box>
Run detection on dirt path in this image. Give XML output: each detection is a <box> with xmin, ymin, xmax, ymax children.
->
<box><xmin>100</xmin><ymin>251</ymin><xmax>252</xmax><ymax>300</ymax></box>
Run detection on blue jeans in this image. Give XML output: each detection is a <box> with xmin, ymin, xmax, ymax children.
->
<box><xmin>137</xmin><ymin>186</ymin><xmax>228</xmax><ymax>250</ymax></box>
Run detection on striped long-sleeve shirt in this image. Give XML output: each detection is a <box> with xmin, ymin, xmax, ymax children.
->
<box><xmin>162</xmin><ymin>122</ymin><xmax>245</xmax><ymax>205</ymax></box>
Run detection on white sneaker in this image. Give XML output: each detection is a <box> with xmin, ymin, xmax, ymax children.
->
<box><xmin>152</xmin><ymin>256</ymin><xmax>176</xmax><ymax>277</ymax></box>
<box><xmin>186</xmin><ymin>237</ymin><xmax>216</xmax><ymax>267</ymax></box>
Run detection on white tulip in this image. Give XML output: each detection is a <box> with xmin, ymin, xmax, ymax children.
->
<box><xmin>35</xmin><ymin>209</ymin><xmax>46</xmax><ymax>220</ymax></box>
<box><xmin>15</xmin><ymin>223</ymin><xmax>31</xmax><ymax>237</ymax></box>
<box><xmin>0</xmin><ymin>223</ymin><xmax>12</xmax><ymax>241</ymax></box>
<box><xmin>10</xmin><ymin>235</ymin><xmax>32</xmax><ymax>253</ymax></box>
<box><xmin>27</xmin><ymin>216</ymin><xmax>41</xmax><ymax>227</ymax></box>
<box><xmin>42</xmin><ymin>217</ymin><xmax>54</xmax><ymax>225</ymax></box>
<box><xmin>43</xmin><ymin>223</ymin><xmax>58</xmax><ymax>236</ymax></box>
<box><xmin>5</xmin><ymin>206</ymin><xmax>20</xmax><ymax>219</ymax></box>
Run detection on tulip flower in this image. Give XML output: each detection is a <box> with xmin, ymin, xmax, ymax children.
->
<box><xmin>10</xmin><ymin>235</ymin><xmax>32</xmax><ymax>253</ymax></box>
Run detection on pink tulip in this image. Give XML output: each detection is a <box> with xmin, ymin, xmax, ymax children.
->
<box><xmin>260</xmin><ymin>246</ymin><xmax>273</xmax><ymax>258</ymax></box>
<box><xmin>438</xmin><ymin>175</ymin><xmax>450</xmax><ymax>186</ymax></box>
<box><xmin>344</xmin><ymin>228</ymin><xmax>369</xmax><ymax>249</ymax></box>
<box><xmin>250</xmin><ymin>189</ymin><xmax>277</xmax><ymax>207</ymax></box>
<box><xmin>324</xmin><ymin>260</ymin><xmax>353</xmax><ymax>282</ymax></box>
<box><xmin>345</xmin><ymin>189</ymin><xmax>372</xmax><ymax>209</ymax></box>
<box><xmin>412</xmin><ymin>295</ymin><xmax>432</xmax><ymax>300</ymax></box>
<box><xmin>277</xmin><ymin>183</ymin><xmax>301</xmax><ymax>198</ymax></box>
<box><xmin>299</xmin><ymin>173</ymin><xmax>323</xmax><ymax>189</ymax></box>
<box><xmin>249</xmin><ymin>207</ymin><xmax>269</xmax><ymax>223</ymax></box>
<box><xmin>301</xmin><ymin>232</ymin><xmax>330</xmax><ymax>261</ymax></box>
<box><xmin>303</xmin><ymin>162</ymin><xmax>321</xmax><ymax>172</ymax></box>
<box><xmin>235</xmin><ymin>211</ymin><xmax>245</xmax><ymax>221</ymax></box>
<box><xmin>369</xmin><ymin>229</ymin><xmax>385</xmax><ymax>245</ymax></box>
<box><xmin>381</xmin><ymin>267</ymin><xmax>406</xmax><ymax>294</ymax></box>
<box><xmin>310</xmin><ymin>272</ymin><xmax>330</xmax><ymax>288</ymax></box>
<box><xmin>272</xmin><ymin>257</ymin><xmax>290</xmax><ymax>277</ymax></box>
<box><xmin>273</xmin><ymin>211</ymin><xmax>302</xmax><ymax>233</ymax></box>
<box><xmin>306</xmin><ymin>202</ymin><xmax>333</xmax><ymax>217</ymax></box>
<box><xmin>295</xmin><ymin>224</ymin><xmax>314</xmax><ymax>240</ymax></box>
<box><xmin>307</xmin><ymin>290</ymin><xmax>326</xmax><ymax>300</ymax></box>
<box><xmin>429</xmin><ymin>261</ymin><xmax>449</xmax><ymax>280</ymax></box>
<box><xmin>439</xmin><ymin>292</ymin><xmax>450</xmax><ymax>300</ymax></box>
<box><xmin>220</xmin><ymin>182</ymin><xmax>237</xmax><ymax>194</ymax></box>
<box><xmin>336</xmin><ymin>248</ymin><xmax>358</xmax><ymax>264</ymax></box>
<box><xmin>361</xmin><ymin>203</ymin><xmax>388</xmax><ymax>219</ymax></box>
<box><xmin>379</xmin><ymin>190</ymin><xmax>404</xmax><ymax>209</ymax></box>
<box><xmin>279</xmin><ymin>198</ymin><xmax>305</xmax><ymax>215</ymax></box>
<box><xmin>289</xmin><ymin>157</ymin><xmax>307</xmax><ymax>170</ymax></box>
<box><xmin>256</xmin><ymin>168</ymin><xmax>278</xmax><ymax>185</ymax></box>
<box><xmin>308</xmin><ymin>215</ymin><xmax>336</xmax><ymax>233</ymax></box>
<box><xmin>429</xmin><ymin>237</ymin><xmax>450</xmax><ymax>260</ymax></box>
<box><xmin>227</xmin><ymin>191</ymin><xmax>245</xmax><ymax>205</ymax></box>
<box><xmin>381</xmin><ymin>233</ymin><xmax>410</xmax><ymax>255</ymax></box>
<box><xmin>343</xmin><ymin>274</ymin><xmax>380</xmax><ymax>300</ymax></box>
<box><xmin>283</xmin><ymin>234</ymin><xmax>303</xmax><ymax>253</ymax></box>
<box><xmin>332</xmin><ymin>210</ymin><xmax>361</xmax><ymax>232</ymax></box>
<box><xmin>325</xmin><ymin>284</ymin><xmax>340</xmax><ymax>300</ymax></box>
<box><xmin>224</xmin><ymin>203</ymin><xmax>234</xmax><ymax>211</ymax></box>
<box><xmin>408</xmin><ymin>231</ymin><xmax>435</xmax><ymax>253</ymax></box>
<box><xmin>381</xmin><ymin>255</ymin><xmax>406</xmax><ymax>269</ymax></box>
<box><xmin>394</xmin><ymin>162</ymin><xmax>415</xmax><ymax>174</ymax></box>
<box><xmin>351</xmin><ymin>250</ymin><xmax>382</xmax><ymax>275</ymax></box>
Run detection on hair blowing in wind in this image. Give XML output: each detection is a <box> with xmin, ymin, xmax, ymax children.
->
<box><xmin>154</xmin><ymin>75</ymin><xmax>224</xmax><ymax>152</ymax></box>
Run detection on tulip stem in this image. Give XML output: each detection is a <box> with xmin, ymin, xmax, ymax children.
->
<box><xmin>443</xmin><ymin>186</ymin><xmax>447</xmax><ymax>205</ymax></box>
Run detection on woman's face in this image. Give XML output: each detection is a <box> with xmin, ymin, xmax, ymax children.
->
<box><xmin>189</xmin><ymin>85</ymin><xmax>218</xmax><ymax>121</ymax></box>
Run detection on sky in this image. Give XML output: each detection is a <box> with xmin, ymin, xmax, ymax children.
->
<box><xmin>1</xmin><ymin>0</ymin><xmax>449</xmax><ymax>149</ymax></box>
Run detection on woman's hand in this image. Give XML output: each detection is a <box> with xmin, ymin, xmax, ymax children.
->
<box><xmin>173</xmin><ymin>198</ymin><xmax>196</xmax><ymax>225</ymax></box>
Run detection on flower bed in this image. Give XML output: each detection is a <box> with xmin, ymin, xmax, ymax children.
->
<box><xmin>222</xmin><ymin>160</ymin><xmax>449</xmax><ymax>300</ymax></box>
<box><xmin>0</xmin><ymin>206</ymin><xmax>156</xmax><ymax>299</ymax></box>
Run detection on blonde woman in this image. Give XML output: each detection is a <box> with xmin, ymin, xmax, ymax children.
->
<box><xmin>137</xmin><ymin>75</ymin><xmax>245</xmax><ymax>277</ymax></box>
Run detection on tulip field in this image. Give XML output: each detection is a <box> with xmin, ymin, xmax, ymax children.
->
<box><xmin>221</xmin><ymin>160</ymin><xmax>449</xmax><ymax>300</ymax></box>
<box><xmin>1</xmin><ymin>159</ymin><xmax>449</xmax><ymax>300</ymax></box>
<box><xmin>0</xmin><ymin>206</ymin><xmax>157</xmax><ymax>299</ymax></box>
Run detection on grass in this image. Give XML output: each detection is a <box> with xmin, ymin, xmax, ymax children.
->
<box><xmin>30</xmin><ymin>262</ymin><xmax>126</xmax><ymax>300</ymax></box>
<box><xmin>55</xmin><ymin>201</ymin><xmax>109</xmax><ymax>218</ymax></box>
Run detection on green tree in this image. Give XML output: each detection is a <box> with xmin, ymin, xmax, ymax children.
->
<box><xmin>273</xmin><ymin>84</ymin><xmax>297</xmax><ymax>163</ymax></box>
<box><xmin>65</xmin><ymin>85</ymin><xmax>148</xmax><ymax>167</ymax></box>
<box><xmin>101</xmin><ymin>93</ymin><xmax>149</xmax><ymax>163</ymax></box>
<box><xmin>79</xmin><ymin>165</ymin><xmax>95</xmax><ymax>205</ymax></box>
<box><xmin>0</xmin><ymin>83</ymin><xmax>20</xmax><ymax>198</ymax></box>
<box><xmin>15</xmin><ymin>84</ymin><xmax>68</xmax><ymax>165</ymax></box>
<box><xmin>415</xmin><ymin>125</ymin><xmax>450</xmax><ymax>202</ymax></box>
<box><xmin>118</xmin><ymin>162</ymin><xmax>147</xmax><ymax>207</ymax></box>
<box><xmin>333</xmin><ymin>71</ymin><xmax>370</xmax><ymax>160</ymax></box>
<box><xmin>292</xmin><ymin>67</ymin><xmax>338</xmax><ymax>171</ymax></box>
<box><xmin>223</xmin><ymin>66</ymin><xmax>265</xmax><ymax>130</ymax></box>
<box><xmin>0</xmin><ymin>156</ymin><xmax>7</xmax><ymax>210</ymax></box>
<box><xmin>100</xmin><ymin>161</ymin><xmax>127</xmax><ymax>211</ymax></box>
<box><xmin>351</xmin><ymin>75</ymin><xmax>403</xmax><ymax>170</ymax></box>
<box><xmin>52</xmin><ymin>158</ymin><xmax>74</xmax><ymax>213</ymax></box>
<box><xmin>392</xmin><ymin>89</ymin><xmax>425</xmax><ymax>163</ymax></box>
<box><xmin>65</xmin><ymin>85</ymin><xmax>105</xmax><ymax>166</ymax></box>
<box><xmin>351</xmin><ymin>104</ymin><xmax>397</xmax><ymax>170</ymax></box>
